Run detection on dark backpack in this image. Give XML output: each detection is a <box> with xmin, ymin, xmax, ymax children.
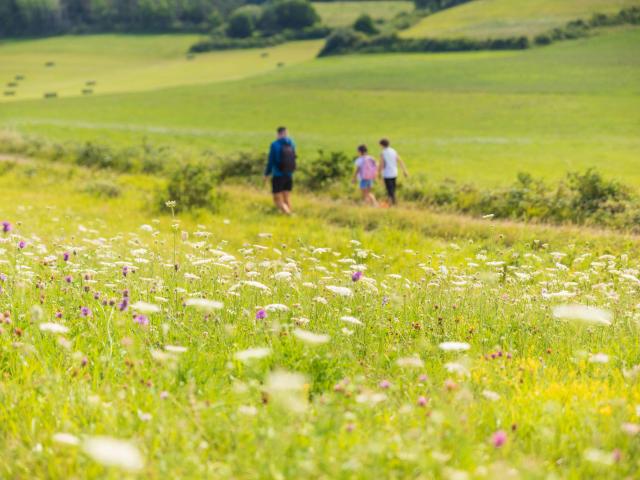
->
<box><xmin>278</xmin><ymin>142</ymin><xmax>297</xmax><ymax>173</ymax></box>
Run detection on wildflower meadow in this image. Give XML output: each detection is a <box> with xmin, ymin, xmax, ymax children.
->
<box><xmin>0</xmin><ymin>180</ymin><xmax>639</xmax><ymax>478</ymax></box>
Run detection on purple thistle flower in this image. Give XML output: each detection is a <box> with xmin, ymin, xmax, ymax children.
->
<box><xmin>118</xmin><ymin>297</ymin><xmax>129</xmax><ymax>311</ymax></box>
<box><xmin>64</xmin><ymin>275</ymin><xmax>72</xmax><ymax>283</ymax></box>
<box><xmin>379</xmin><ymin>379</ymin><xmax>391</xmax><ymax>389</ymax></box>
<box><xmin>122</xmin><ymin>266</ymin><xmax>128</xmax><ymax>277</ymax></box>
<box><xmin>351</xmin><ymin>271</ymin><xmax>363</xmax><ymax>282</ymax></box>
<box><xmin>417</xmin><ymin>396</ymin><xmax>428</xmax><ymax>407</ymax></box>
<box><xmin>382</xmin><ymin>295</ymin><xmax>389</xmax><ymax>306</ymax></box>
<box><xmin>55</xmin><ymin>311</ymin><xmax>62</xmax><ymax>319</ymax></box>
<box><xmin>63</xmin><ymin>251</ymin><xmax>70</xmax><ymax>262</ymax></box>
<box><xmin>80</xmin><ymin>306</ymin><xmax>91</xmax><ymax>317</ymax></box>
<box><xmin>122</xmin><ymin>289</ymin><xmax>129</xmax><ymax>298</ymax></box>
<box><xmin>0</xmin><ymin>273</ymin><xmax>6</xmax><ymax>282</ymax></box>
<box><xmin>134</xmin><ymin>314</ymin><xmax>149</xmax><ymax>326</ymax></box>
<box><xmin>2</xmin><ymin>221</ymin><xmax>11</xmax><ymax>233</ymax></box>
<box><xmin>492</xmin><ymin>430</ymin><xmax>507</xmax><ymax>448</ymax></box>
<box><xmin>17</xmin><ymin>241</ymin><xmax>26</xmax><ymax>249</ymax></box>
<box><xmin>255</xmin><ymin>309</ymin><xmax>267</xmax><ymax>320</ymax></box>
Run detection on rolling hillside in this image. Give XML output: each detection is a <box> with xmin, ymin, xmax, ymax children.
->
<box><xmin>1</xmin><ymin>28</ymin><xmax>638</xmax><ymax>186</ymax></box>
<box><xmin>402</xmin><ymin>0</ymin><xmax>640</xmax><ymax>38</ymax></box>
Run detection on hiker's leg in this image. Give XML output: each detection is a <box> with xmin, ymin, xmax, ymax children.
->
<box><xmin>385</xmin><ymin>178</ymin><xmax>396</xmax><ymax>205</ymax></box>
<box><xmin>369</xmin><ymin>191</ymin><xmax>378</xmax><ymax>207</ymax></box>
<box><xmin>282</xmin><ymin>190</ymin><xmax>292</xmax><ymax>213</ymax></box>
<box><xmin>273</xmin><ymin>193</ymin><xmax>288</xmax><ymax>214</ymax></box>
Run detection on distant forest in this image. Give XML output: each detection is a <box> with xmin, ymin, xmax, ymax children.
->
<box><xmin>0</xmin><ymin>0</ymin><xmax>250</xmax><ymax>36</ymax></box>
<box><xmin>0</xmin><ymin>0</ymin><xmax>468</xmax><ymax>37</ymax></box>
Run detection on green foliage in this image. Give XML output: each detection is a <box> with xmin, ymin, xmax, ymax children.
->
<box><xmin>82</xmin><ymin>178</ymin><xmax>122</xmax><ymax>198</ymax></box>
<box><xmin>75</xmin><ymin>142</ymin><xmax>134</xmax><ymax>172</ymax></box>
<box><xmin>401</xmin><ymin>169</ymin><xmax>639</xmax><ymax>230</ymax></box>
<box><xmin>534</xmin><ymin>7</ymin><xmax>640</xmax><ymax>46</ymax></box>
<box><xmin>353</xmin><ymin>14</ymin><xmax>378</xmax><ymax>35</ymax></box>
<box><xmin>269</xmin><ymin>0</ymin><xmax>319</xmax><ymax>30</ymax></box>
<box><xmin>226</xmin><ymin>9</ymin><xmax>255</xmax><ymax>38</ymax></box>
<box><xmin>161</xmin><ymin>162</ymin><xmax>221</xmax><ymax>212</ymax></box>
<box><xmin>297</xmin><ymin>150</ymin><xmax>351</xmax><ymax>190</ymax></box>
<box><xmin>319</xmin><ymin>29</ymin><xmax>528</xmax><ymax>56</ymax></box>
<box><xmin>216</xmin><ymin>151</ymin><xmax>266</xmax><ymax>183</ymax></box>
<box><xmin>413</xmin><ymin>0</ymin><xmax>470</xmax><ymax>13</ymax></box>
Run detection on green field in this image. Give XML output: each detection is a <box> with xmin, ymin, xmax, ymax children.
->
<box><xmin>403</xmin><ymin>0</ymin><xmax>640</xmax><ymax>39</ymax></box>
<box><xmin>0</xmin><ymin>35</ymin><xmax>322</xmax><ymax>101</ymax></box>
<box><xmin>1</xmin><ymin>155</ymin><xmax>640</xmax><ymax>478</ymax></box>
<box><xmin>1</xmin><ymin>28</ymin><xmax>639</xmax><ymax>186</ymax></box>
<box><xmin>313</xmin><ymin>1</ymin><xmax>413</xmax><ymax>27</ymax></box>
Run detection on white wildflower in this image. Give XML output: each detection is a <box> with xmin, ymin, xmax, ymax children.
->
<box><xmin>39</xmin><ymin>322</ymin><xmax>69</xmax><ymax>334</ymax></box>
<box><xmin>184</xmin><ymin>298</ymin><xmax>223</xmax><ymax>311</ymax></box>
<box><xmin>396</xmin><ymin>357</ymin><xmax>424</xmax><ymax>368</ymax></box>
<box><xmin>439</xmin><ymin>341</ymin><xmax>470</xmax><ymax>352</ymax></box>
<box><xmin>326</xmin><ymin>285</ymin><xmax>353</xmax><ymax>297</ymax></box>
<box><xmin>552</xmin><ymin>304</ymin><xmax>612</xmax><ymax>326</ymax></box>
<box><xmin>293</xmin><ymin>328</ymin><xmax>330</xmax><ymax>345</ymax></box>
<box><xmin>164</xmin><ymin>345</ymin><xmax>187</xmax><ymax>353</ymax></box>
<box><xmin>340</xmin><ymin>315</ymin><xmax>362</xmax><ymax>326</ymax></box>
<box><xmin>131</xmin><ymin>301</ymin><xmax>161</xmax><ymax>314</ymax></box>
<box><xmin>52</xmin><ymin>432</ymin><xmax>80</xmax><ymax>446</ymax></box>
<box><xmin>83</xmin><ymin>436</ymin><xmax>144</xmax><ymax>471</ymax></box>
<box><xmin>234</xmin><ymin>347</ymin><xmax>271</xmax><ymax>362</ymax></box>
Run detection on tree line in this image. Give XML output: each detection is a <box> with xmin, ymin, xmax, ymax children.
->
<box><xmin>0</xmin><ymin>0</ymin><xmax>247</xmax><ymax>36</ymax></box>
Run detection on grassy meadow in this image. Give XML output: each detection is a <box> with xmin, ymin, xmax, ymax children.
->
<box><xmin>1</xmin><ymin>28</ymin><xmax>639</xmax><ymax>186</ymax></box>
<box><xmin>402</xmin><ymin>0</ymin><xmax>640</xmax><ymax>39</ymax></box>
<box><xmin>313</xmin><ymin>1</ymin><xmax>413</xmax><ymax>27</ymax></box>
<box><xmin>1</xmin><ymin>155</ymin><xmax>640</xmax><ymax>478</ymax></box>
<box><xmin>1</xmin><ymin>0</ymin><xmax>640</xmax><ymax>475</ymax></box>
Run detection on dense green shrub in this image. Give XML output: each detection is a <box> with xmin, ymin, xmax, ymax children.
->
<box><xmin>160</xmin><ymin>162</ymin><xmax>222</xmax><ymax>212</ymax></box>
<box><xmin>76</xmin><ymin>142</ymin><xmax>134</xmax><ymax>172</ymax></box>
<box><xmin>266</xmin><ymin>0</ymin><xmax>319</xmax><ymax>30</ymax></box>
<box><xmin>353</xmin><ymin>14</ymin><xmax>378</xmax><ymax>35</ymax></box>
<box><xmin>226</xmin><ymin>10</ymin><xmax>255</xmax><ymax>38</ymax></box>
<box><xmin>319</xmin><ymin>30</ymin><xmax>528</xmax><ymax>56</ymax></box>
<box><xmin>297</xmin><ymin>150</ymin><xmax>351</xmax><ymax>190</ymax></box>
<box><xmin>83</xmin><ymin>179</ymin><xmax>122</xmax><ymax>198</ymax></box>
<box><xmin>216</xmin><ymin>151</ymin><xmax>266</xmax><ymax>183</ymax></box>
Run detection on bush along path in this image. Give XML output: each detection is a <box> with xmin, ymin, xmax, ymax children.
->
<box><xmin>2</xmin><ymin>131</ymin><xmax>640</xmax><ymax>233</ymax></box>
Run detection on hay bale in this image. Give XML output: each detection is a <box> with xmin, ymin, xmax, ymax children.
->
<box><xmin>3</xmin><ymin>91</ymin><xmax>15</xmax><ymax>96</ymax></box>
<box><xmin>261</xmin><ymin>52</ymin><xmax>269</xmax><ymax>58</ymax></box>
<box><xmin>186</xmin><ymin>53</ymin><xmax>195</xmax><ymax>60</ymax></box>
<box><xmin>82</xmin><ymin>89</ymin><xmax>93</xmax><ymax>95</ymax></box>
<box><xmin>45</xmin><ymin>61</ymin><xmax>55</xmax><ymax>67</ymax></box>
<box><xmin>15</xmin><ymin>75</ymin><xmax>24</xmax><ymax>81</ymax></box>
<box><xmin>44</xmin><ymin>92</ymin><xmax>58</xmax><ymax>99</ymax></box>
<box><xmin>277</xmin><ymin>62</ymin><xmax>285</xmax><ymax>68</ymax></box>
<box><xmin>86</xmin><ymin>80</ymin><xmax>96</xmax><ymax>86</ymax></box>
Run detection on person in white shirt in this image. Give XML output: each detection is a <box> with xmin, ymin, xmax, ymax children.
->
<box><xmin>378</xmin><ymin>138</ymin><xmax>408</xmax><ymax>205</ymax></box>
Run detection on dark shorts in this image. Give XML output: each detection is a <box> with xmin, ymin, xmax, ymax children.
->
<box><xmin>272</xmin><ymin>175</ymin><xmax>293</xmax><ymax>194</ymax></box>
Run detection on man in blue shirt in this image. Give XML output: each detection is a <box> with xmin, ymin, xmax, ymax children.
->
<box><xmin>264</xmin><ymin>126</ymin><xmax>296</xmax><ymax>215</ymax></box>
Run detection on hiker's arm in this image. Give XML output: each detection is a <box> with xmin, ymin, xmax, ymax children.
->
<box><xmin>398</xmin><ymin>156</ymin><xmax>409</xmax><ymax>177</ymax></box>
<box><xmin>378</xmin><ymin>154</ymin><xmax>384</xmax><ymax>179</ymax></box>
<box><xmin>264</xmin><ymin>144</ymin><xmax>276</xmax><ymax>179</ymax></box>
<box><xmin>351</xmin><ymin>166</ymin><xmax>358</xmax><ymax>184</ymax></box>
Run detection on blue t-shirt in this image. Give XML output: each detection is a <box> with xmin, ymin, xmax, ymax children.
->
<box><xmin>265</xmin><ymin>137</ymin><xmax>295</xmax><ymax>177</ymax></box>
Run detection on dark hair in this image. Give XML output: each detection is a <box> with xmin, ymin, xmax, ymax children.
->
<box><xmin>358</xmin><ymin>144</ymin><xmax>367</xmax><ymax>154</ymax></box>
<box><xmin>277</xmin><ymin>126</ymin><xmax>287</xmax><ymax>134</ymax></box>
<box><xmin>379</xmin><ymin>138</ymin><xmax>390</xmax><ymax>147</ymax></box>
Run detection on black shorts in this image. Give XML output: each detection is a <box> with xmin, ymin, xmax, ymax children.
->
<box><xmin>272</xmin><ymin>175</ymin><xmax>293</xmax><ymax>194</ymax></box>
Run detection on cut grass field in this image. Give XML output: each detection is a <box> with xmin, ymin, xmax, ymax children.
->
<box><xmin>1</xmin><ymin>28</ymin><xmax>639</xmax><ymax>187</ymax></box>
<box><xmin>313</xmin><ymin>1</ymin><xmax>413</xmax><ymax>27</ymax></box>
<box><xmin>1</xmin><ymin>157</ymin><xmax>640</xmax><ymax>478</ymax></box>
<box><xmin>0</xmin><ymin>35</ymin><xmax>322</xmax><ymax>101</ymax></box>
<box><xmin>402</xmin><ymin>0</ymin><xmax>640</xmax><ymax>39</ymax></box>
